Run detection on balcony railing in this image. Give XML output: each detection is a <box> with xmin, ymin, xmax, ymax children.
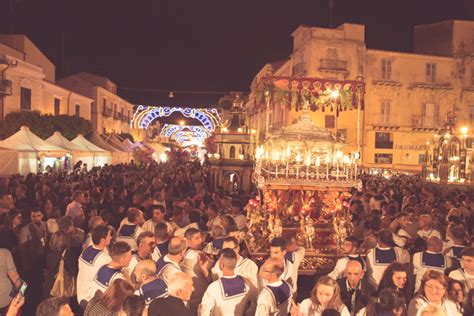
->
<box><xmin>412</xmin><ymin>115</ymin><xmax>439</xmax><ymax>128</ymax></box>
<box><xmin>370</xmin><ymin>114</ymin><xmax>400</xmax><ymax>126</ymax></box>
<box><xmin>319</xmin><ymin>59</ymin><xmax>348</xmax><ymax>72</ymax></box>
<box><xmin>0</xmin><ymin>80</ymin><xmax>12</xmax><ymax>96</ymax></box>
<box><xmin>375</xmin><ymin>141</ymin><xmax>394</xmax><ymax>149</ymax></box>
<box><xmin>102</xmin><ymin>108</ymin><xmax>113</xmax><ymax>117</ymax></box>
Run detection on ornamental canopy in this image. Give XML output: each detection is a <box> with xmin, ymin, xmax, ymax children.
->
<box><xmin>255</xmin><ymin>76</ymin><xmax>365</xmax><ymax>114</ymax></box>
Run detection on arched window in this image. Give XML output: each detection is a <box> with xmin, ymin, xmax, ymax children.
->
<box><xmin>229</xmin><ymin>146</ymin><xmax>236</xmax><ymax>159</ymax></box>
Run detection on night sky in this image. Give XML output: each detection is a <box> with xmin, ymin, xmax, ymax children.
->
<box><xmin>1</xmin><ymin>0</ymin><xmax>473</xmax><ymax>106</ymax></box>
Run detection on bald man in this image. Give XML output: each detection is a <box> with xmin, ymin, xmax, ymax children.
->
<box><xmin>256</xmin><ymin>258</ymin><xmax>292</xmax><ymax>316</ymax></box>
<box><xmin>337</xmin><ymin>260</ymin><xmax>376</xmax><ymax>316</ymax></box>
<box><xmin>135</xmin><ymin>260</ymin><xmax>168</xmax><ymax>306</ymax></box>
<box><xmin>156</xmin><ymin>237</ymin><xmax>186</xmax><ymax>284</ymax></box>
<box><xmin>149</xmin><ymin>272</ymin><xmax>194</xmax><ymax>316</ymax></box>
<box><xmin>413</xmin><ymin>236</ymin><xmax>451</xmax><ymax>290</ymax></box>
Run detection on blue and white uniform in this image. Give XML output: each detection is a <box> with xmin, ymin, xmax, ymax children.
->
<box><xmin>77</xmin><ymin>246</ymin><xmax>111</xmax><ymax>304</ymax></box>
<box><xmin>413</xmin><ymin>251</ymin><xmax>451</xmax><ymax>290</ymax></box>
<box><xmin>366</xmin><ymin>246</ymin><xmax>410</xmax><ymax>285</ymax></box>
<box><xmin>256</xmin><ymin>280</ymin><xmax>292</xmax><ymax>316</ymax></box>
<box><xmin>139</xmin><ymin>278</ymin><xmax>168</xmax><ymax>306</ymax></box>
<box><xmin>199</xmin><ymin>275</ymin><xmax>256</xmax><ymax>316</ymax></box>
<box><xmin>87</xmin><ymin>265</ymin><xmax>125</xmax><ymax>301</ymax></box>
<box><xmin>327</xmin><ymin>254</ymin><xmax>366</xmax><ymax>280</ymax></box>
<box><xmin>116</xmin><ymin>223</ymin><xmax>143</xmax><ymax>251</ymax></box>
<box><xmin>211</xmin><ymin>256</ymin><xmax>259</xmax><ymax>290</ymax></box>
<box><xmin>156</xmin><ymin>254</ymin><xmax>182</xmax><ymax>284</ymax></box>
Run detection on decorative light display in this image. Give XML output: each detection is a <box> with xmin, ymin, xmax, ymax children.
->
<box><xmin>160</xmin><ymin>124</ymin><xmax>209</xmax><ymax>147</ymax></box>
<box><xmin>424</xmin><ymin>106</ymin><xmax>470</xmax><ymax>184</ymax></box>
<box><xmin>130</xmin><ymin>105</ymin><xmax>221</xmax><ymax>131</ymax></box>
<box><xmin>253</xmin><ymin>110</ymin><xmax>358</xmax><ymax>188</ymax></box>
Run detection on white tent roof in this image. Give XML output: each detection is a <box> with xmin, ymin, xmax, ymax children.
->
<box><xmin>123</xmin><ymin>138</ymin><xmax>137</xmax><ymax>151</ymax></box>
<box><xmin>46</xmin><ymin>131</ymin><xmax>85</xmax><ymax>152</ymax></box>
<box><xmin>71</xmin><ymin>134</ymin><xmax>107</xmax><ymax>152</ymax></box>
<box><xmin>0</xmin><ymin>126</ymin><xmax>67</xmax><ymax>152</ymax></box>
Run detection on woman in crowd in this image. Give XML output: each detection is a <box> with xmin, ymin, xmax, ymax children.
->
<box><xmin>407</xmin><ymin>270</ymin><xmax>461</xmax><ymax>316</ymax></box>
<box><xmin>377</xmin><ymin>262</ymin><xmax>413</xmax><ymax>305</ymax></box>
<box><xmin>0</xmin><ymin>210</ymin><xmax>23</xmax><ymax>265</ymax></box>
<box><xmin>291</xmin><ymin>276</ymin><xmax>350</xmax><ymax>316</ymax></box>
<box><xmin>43</xmin><ymin>230</ymin><xmax>80</xmax><ymax>298</ymax></box>
<box><xmin>447</xmin><ymin>278</ymin><xmax>464</xmax><ymax>314</ymax></box>
<box><xmin>84</xmin><ymin>276</ymin><xmax>135</xmax><ymax>315</ymax></box>
<box><xmin>361</xmin><ymin>288</ymin><xmax>407</xmax><ymax>316</ymax></box>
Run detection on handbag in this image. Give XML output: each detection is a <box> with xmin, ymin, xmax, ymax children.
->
<box><xmin>50</xmin><ymin>250</ymin><xmax>76</xmax><ymax>297</ymax></box>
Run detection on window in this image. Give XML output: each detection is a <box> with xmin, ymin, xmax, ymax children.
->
<box><xmin>375</xmin><ymin>153</ymin><xmax>393</xmax><ymax>164</ymax></box>
<box><xmin>380</xmin><ymin>100</ymin><xmax>391</xmax><ymax>124</ymax></box>
<box><xmin>426</xmin><ymin>63</ymin><xmax>436</xmax><ymax>83</ymax></box>
<box><xmin>229</xmin><ymin>146</ymin><xmax>236</xmax><ymax>159</ymax></box>
<box><xmin>470</xmin><ymin>105</ymin><xmax>474</xmax><ymax>122</ymax></box>
<box><xmin>75</xmin><ymin>104</ymin><xmax>80</xmax><ymax>117</ymax></box>
<box><xmin>422</xmin><ymin>103</ymin><xmax>439</xmax><ymax>126</ymax></box>
<box><xmin>121</xmin><ymin>107</ymin><xmax>124</xmax><ymax>119</ymax></box>
<box><xmin>381</xmin><ymin>59</ymin><xmax>392</xmax><ymax>80</ymax></box>
<box><xmin>20</xmin><ymin>87</ymin><xmax>31</xmax><ymax>110</ymax></box>
<box><xmin>375</xmin><ymin>132</ymin><xmax>393</xmax><ymax>149</ymax></box>
<box><xmin>326</xmin><ymin>47</ymin><xmax>339</xmax><ymax>60</ymax></box>
<box><xmin>337</xmin><ymin>129</ymin><xmax>347</xmax><ymax>140</ymax></box>
<box><xmin>54</xmin><ymin>98</ymin><xmax>60</xmax><ymax>116</ymax></box>
<box><xmin>325</xmin><ymin>115</ymin><xmax>335</xmax><ymax>128</ymax></box>
<box><xmin>113</xmin><ymin>103</ymin><xmax>117</xmax><ymax>117</ymax></box>
<box><xmin>418</xmin><ymin>154</ymin><xmax>426</xmax><ymax>164</ymax></box>
<box><xmin>102</xmin><ymin>98</ymin><xmax>107</xmax><ymax>113</ymax></box>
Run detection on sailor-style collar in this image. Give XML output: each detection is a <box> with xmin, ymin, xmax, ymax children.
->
<box><xmin>266</xmin><ymin>280</ymin><xmax>291</xmax><ymax>307</ymax></box>
<box><xmin>80</xmin><ymin>246</ymin><xmax>102</xmax><ymax>265</ymax></box>
<box><xmin>118</xmin><ymin>224</ymin><xmax>138</xmax><ymax>238</ymax></box>
<box><xmin>219</xmin><ymin>275</ymin><xmax>247</xmax><ymax>300</ymax></box>
<box><xmin>374</xmin><ymin>247</ymin><xmax>397</xmax><ymax>265</ymax></box>
<box><xmin>140</xmin><ymin>278</ymin><xmax>168</xmax><ymax>304</ymax></box>
<box><xmin>95</xmin><ymin>265</ymin><xmax>121</xmax><ymax>288</ymax></box>
<box><xmin>421</xmin><ymin>251</ymin><xmax>446</xmax><ymax>269</ymax></box>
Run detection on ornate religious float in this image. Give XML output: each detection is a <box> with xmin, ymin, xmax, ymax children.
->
<box><xmin>423</xmin><ymin>106</ymin><xmax>474</xmax><ymax>188</ymax></box>
<box><xmin>244</xmin><ymin>76</ymin><xmax>364</xmax><ymax>273</ymax></box>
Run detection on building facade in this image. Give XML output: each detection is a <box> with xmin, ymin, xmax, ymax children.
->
<box><xmin>0</xmin><ymin>35</ymin><xmax>93</xmax><ymax>122</ymax></box>
<box><xmin>245</xmin><ymin>20</ymin><xmax>474</xmax><ymax>172</ymax></box>
<box><xmin>58</xmin><ymin>72</ymin><xmax>144</xmax><ymax>141</ymax></box>
<box><xmin>208</xmin><ymin>93</ymin><xmax>254</xmax><ymax>193</ymax></box>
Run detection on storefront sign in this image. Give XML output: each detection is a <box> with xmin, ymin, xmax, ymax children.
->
<box><xmin>394</xmin><ymin>145</ymin><xmax>428</xmax><ymax>151</ymax></box>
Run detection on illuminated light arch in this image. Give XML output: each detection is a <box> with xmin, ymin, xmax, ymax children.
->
<box><xmin>130</xmin><ymin>105</ymin><xmax>221</xmax><ymax>131</ymax></box>
<box><xmin>160</xmin><ymin>124</ymin><xmax>209</xmax><ymax>146</ymax></box>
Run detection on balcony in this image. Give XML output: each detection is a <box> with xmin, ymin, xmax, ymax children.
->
<box><xmin>408</xmin><ymin>82</ymin><xmax>452</xmax><ymax>90</ymax></box>
<box><xmin>412</xmin><ymin>115</ymin><xmax>439</xmax><ymax>129</ymax></box>
<box><xmin>375</xmin><ymin>141</ymin><xmax>394</xmax><ymax>149</ymax></box>
<box><xmin>370</xmin><ymin>114</ymin><xmax>400</xmax><ymax>127</ymax></box>
<box><xmin>319</xmin><ymin>59</ymin><xmax>348</xmax><ymax>73</ymax></box>
<box><xmin>0</xmin><ymin>80</ymin><xmax>12</xmax><ymax>96</ymax></box>
<box><xmin>102</xmin><ymin>108</ymin><xmax>113</xmax><ymax>117</ymax></box>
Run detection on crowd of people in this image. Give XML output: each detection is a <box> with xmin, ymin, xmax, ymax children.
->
<box><xmin>0</xmin><ymin>148</ymin><xmax>472</xmax><ymax>316</ymax></box>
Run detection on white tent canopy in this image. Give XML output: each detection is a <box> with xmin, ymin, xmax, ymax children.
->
<box><xmin>46</xmin><ymin>131</ymin><xmax>95</xmax><ymax>170</ymax></box>
<box><xmin>0</xmin><ymin>148</ymin><xmax>19</xmax><ymax>176</ymax></box>
<box><xmin>88</xmin><ymin>132</ymin><xmax>130</xmax><ymax>164</ymax></box>
<box><xmin>71</xmin><ymin>134</ymin><xmax>112</xmax><ymax>167</ymax></box>
<box><xmin>0</xmin><ymin>126</ymin><xmax>69</xmax><ymax>174</ymax></box>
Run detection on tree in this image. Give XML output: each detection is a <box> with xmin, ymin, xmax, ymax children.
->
<box><xmin>0</xmin><ymin>111</ymin><xmax>94</xmax><ymax>140</ymax></box>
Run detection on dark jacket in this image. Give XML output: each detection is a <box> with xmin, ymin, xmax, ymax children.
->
<box><xmin>148</xmin><ymin>296</ymin><xmax>193</xmax><ymax>316</ymax></box>
<box><xmin>337</xmin><ymin>277</ymin><xmax>377</xmax><ymax>315</ymax></box>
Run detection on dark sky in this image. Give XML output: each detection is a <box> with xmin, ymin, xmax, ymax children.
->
<box><xmin>1</xmin><ymin>0</ymin><xmax>473</xmax><ymax>106</ymax></box>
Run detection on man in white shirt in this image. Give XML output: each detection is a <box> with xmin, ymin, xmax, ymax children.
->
<box><xmin>135</xmin><ymin>260</ymin><xmax>168</xmax><ymax>306</ymax></box>
<box><xmin>142</xmin><ymin>205</ymin><xmax>172</xmax><ymax>235</ymax></box>
<box><xmin>211</xmin><ymin>236</ymin><xmax>258</xmax><ymax>289</ymax></box>
<box><xmin>256</xmin><ymin>258</ymin><xmax>292</xmax><ymax>316</ymax></box>
<box><xmin>126</xmin><ymin>231</ymin><xmax>156</xmax><ymax>276</ymax></box>
<box><xmin>199</xmin><ymin>248</ymin><xmax>256</xmax><ymax>316</ymax></box>
<box><xmin>151</xmin><ymin>222</ymin><xmax>170</xmax><ymax>261</ymax></box>
<box><xmin>328</xmin><ymin>236</ymin><xmax>365</xmax><ymax>280</ymax></box>
<box><xmin>156</xmin><ymin>236</ymin><xmax>186</xmax><ymax>284</ymax></box>
<box><xmin>366</xmin><ymin>229</ymin><xmax>410</xmax><ymax>286</ymax></box>
<box><xmin>416</xmin><ymin>214</ymin><xmax>442</xmax><ymax>240</ymax></box>
<box><xmin>181</xmin><ymin>227</ymin><xmax>211</xmax><ymax>313</ymax></box>
<box><xmin>65</xmin><ymin>190</ymin><xmax>86</xmax><ymax>228</ymax></box>
<box><xmin>86</xmin><ymin>241</ymin><xmax>132</xmax><ymax>303</ymax></box>
<box><xmin>77</xmin><ymin>225</ymin><xmax>112</xmax><ymax>307</ymax></box>
<box><xmin>413</xmin><ymin>237</ymin><xmax>451</xmax><ymax>290</ymax></box>
<box><xmin>449</xmin><ymin>247</ymin><xmax>474</xmax><ymax>295</ymax></box>
<box><xmin>116</xmin><ymin>208</ymin><xmax>145</xmax><ymax>251</ymax></box>
<box><xmin>259</xmin><ymin>237</ymin><xmax>295</xmax><ymax>292</ymax></box>
<box><xmin>391</xmin><ymin>212</ymin><xmax>412</xmax><ymax>248</ymax></box>
<box><xmin>230</xmin><ymin>200</ymin><xmax>246</xmax><ymax>231</ymax></box>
